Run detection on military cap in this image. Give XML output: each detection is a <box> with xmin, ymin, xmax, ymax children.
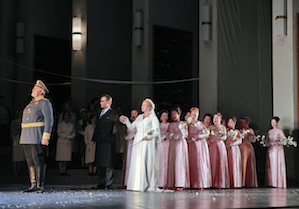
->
<box><xmin>35</xmin><ymin>80</ymin><xmax>49</xmax><ymax>93</ymax></box>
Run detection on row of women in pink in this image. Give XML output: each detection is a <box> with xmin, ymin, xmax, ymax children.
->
<box><xmin>124</xmin><ymin>104</ymin><xmax>286</xmax><ymax>190</ymax></box>
<box><xmin>265</xmin><ymin>117</ymin><xmax>286</xmax><ymax>188</ymax></box>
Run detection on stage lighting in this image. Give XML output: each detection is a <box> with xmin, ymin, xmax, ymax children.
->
<box><xmin>72</xmin><ymin>17</ymin><xmax>82</xmax><ymax>50</ymax></box>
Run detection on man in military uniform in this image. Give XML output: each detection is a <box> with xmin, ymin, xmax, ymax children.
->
<box><xmin>20</xmin><ymin>80</ymin><xmax>54</xmax><ymax>193</ymax></box>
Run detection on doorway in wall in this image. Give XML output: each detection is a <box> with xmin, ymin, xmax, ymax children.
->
<box><xmin>34</xmin><ymin>35</ymin><xmax>71</xmax><ymax>167</ymax></box>
<box><xmin>34</xmin><ymin>35</ymin><xmax>71</xmax><ymax>114</ymax></box>
<box><xmin>153</xmin><ymin>25</ymin><xmax>194</xmax><ymax>115</ymax></box>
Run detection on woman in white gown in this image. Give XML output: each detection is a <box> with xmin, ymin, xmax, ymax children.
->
<box><xmin>119</xmin><ymin>98</ymin><xmax>161</xmax><ymax>192</ymax></box>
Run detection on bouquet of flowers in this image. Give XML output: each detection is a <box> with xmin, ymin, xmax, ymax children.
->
<box><xmin>226</xmin><ymin>129</ymin><xmax>238</xmax><ymax>139</ymax></box>
<box><xmin>184</xmin><ymin>117</ymin><xmax>195</xmax><ymax>127</ymax></box>
<box><xmin>208</xmin><ymin>127</ymin><xmax>224</xmax><ymax>137</ymax></box>
<box><xmin>256</xmin><ymin>135</ymin><xmax>266</xmax><ymax>147</ymax></box>
<box><xmin>256</xmin><ymin>135</ymin><xmax>297</xmax><ymax>148</ymax></box>
<box><xmin>240</xmin><ymin>129</ymin><xmax>251</xmax><ymax>138</ymax></box>
<box><xmin>147</xmin><ymin>129</ymin><xmax>155</xmax><ymax>136</ymax></box>
<box><xmin>280</xmin><ymin>136</ymin><xmax>297</xmax><ymax>148</ymax></box>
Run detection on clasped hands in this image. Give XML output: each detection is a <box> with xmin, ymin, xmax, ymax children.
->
<box><xmin>119</xmin><ymin>115</ymin><xmax>127</xmax><ymax>123</ymax></box>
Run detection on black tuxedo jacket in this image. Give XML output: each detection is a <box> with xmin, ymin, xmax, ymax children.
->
<box><xmin>92</xmin><ymin>108</ymin><xmax>118</xmax><ymax>167</ymax></box>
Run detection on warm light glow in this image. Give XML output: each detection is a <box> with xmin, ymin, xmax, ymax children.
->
<box><xmin>72</xmin><ymin>17</ymin><xmax>82</xmax><ymax>50</ymax></box>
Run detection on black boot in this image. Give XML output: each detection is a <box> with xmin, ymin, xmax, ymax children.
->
<box><xmin>22</xmin><ymin>166</ymin><xmax>36</xmax><ymax>192</ymax></box>
<box><xmin>36</xmin><ymin>165</ymin><xmax>46</xmax><ymax>193</ymax></box>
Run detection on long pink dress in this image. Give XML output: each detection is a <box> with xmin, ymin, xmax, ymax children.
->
<box><xmin>209</xmin><ymin>125</ymin><xmax>230</xmax><ymax>188</ymax></box>
<box><xmin>167</xmin><ymin>121</ymin><xmax>190</xmax><ymax>188</ymax></box>
<box><xmin>157</xmin><ymin>123</ymin><xmax>170</xmax><ymax>188</ymax></box>
<box><xmin>265</xmin><ymin>128</ymin><xmax>286</xmax><ymax>188</ymax></box>
<box><xmin>188</xmin><ymin>121</ymin><xmax>211</xmax><ymax>188</ymax></box>
<box><xmin>239</xmin><ymin>129</ymin><xmax>258</xmax><ymax>187</ymax></box>
<box><xmin>225</xmin><ymin>128</ymin><xmax>242</xmax><ymax>188</ymax></box>
<box><xmin>124</xmin><ymin>127</ymin><xmax>137</xmax><ymax>186</ymax></box>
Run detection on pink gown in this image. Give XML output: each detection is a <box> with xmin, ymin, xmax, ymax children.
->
<box><xmin>239</xmin><ymin>129</ymin><xmax>258</xmax><ymax>187</ymax></box>
<box><xmin>124</xmin><ymin>127</ymin><xmax>137</xmax><ymax>186</ymax></box>
<box><xmin>265</xmin><ymin>128</ymin><xmax>286</xmax><ymax>188</ymax></box>
<box><xmin>225</xmin><ymin>128</ymin><xmax>242</xmax><ymax>188</ymax></box>
<box><xmin>157</xmin><ymin>123</ymin><xmax>170</xmax><ymax>188</ymax></box>
<box><xmin>167</xmin><ymin>121</ymin><xmax>190</xmax><ymax>188</ymax></box>
<box><xmin>188</xmin><ymin>121</ymin><xmax>211</xmax><ymax>188</ymax></box>
<box><xmin>209</xmin><ymin>125</ymin><xmax>230</xmax><ymax>188</ymax></box>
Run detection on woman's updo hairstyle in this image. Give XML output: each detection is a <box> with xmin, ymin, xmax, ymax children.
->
<box><xmin>214</xmin><ymin>112</ymin><xmax>222</xmax><ymax>119</ymax></box>
<box><xmin>228</xmin><ymin>116</ymin><xmax>237</xmax><ymax>124</ymax></box>
<box><xmin>272</xmin><ymin>116</ymin><xmax>280</xmax><ymax>123</ymax></box>
<box><xmin>171</xmin><ymin>106</ymin><xmax>182</xmax><ymax>115</ymax></box>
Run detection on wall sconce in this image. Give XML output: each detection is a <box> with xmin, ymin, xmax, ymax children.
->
<box><xmin>72</xmin><ymin>17</ymin><xmax>82</xmax><ymax>50</ymax></box>
<box><xmin>201</xmin><ymin>6</ymin><xmax>212</xmax><ymax>41</ymax></box>
<box><xmin>16</xmin><ymin>22</ymin><xmax>24</xmax><ymax>54</ymax></box>
<box><xmin>276</xmin><ymin>0</ymin><xmax>287</xmax><ymax>36</ymax></box>
<box><xmin>133</xmin><ymin>12</ymin><xmax>143</xmax><ymax>46</ymax></box>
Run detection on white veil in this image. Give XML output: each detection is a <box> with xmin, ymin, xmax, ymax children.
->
<box><xmin>144</xmin><ymin>98</ymin><xmax>162</xmax><ymax>182</ymax></box>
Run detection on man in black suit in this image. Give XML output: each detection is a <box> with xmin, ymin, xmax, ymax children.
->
<box><xmin>91</xmin><ymin>94</ymin><xmax>119</xmax><ymax>189</ymax></box>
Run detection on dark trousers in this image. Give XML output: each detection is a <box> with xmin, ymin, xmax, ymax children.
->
<box><xmin>98</xmin><ymin>167</ymin><xmax>114</xmax><ymax>187</ymax></box>
<box><xmin>23</xmin><ymin>144</ymin><xmax>46</xmax><ymax>167</ymax></box>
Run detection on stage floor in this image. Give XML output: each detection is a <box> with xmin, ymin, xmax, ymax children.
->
<box><xmin>0</xmin><ymin>186</ymin><xmax>299</xmax><ymax>208</ymax></box>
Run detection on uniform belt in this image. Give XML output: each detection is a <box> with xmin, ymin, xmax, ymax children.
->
<box><xmin>21</xmin><ymin>122</ymin><xmax>45</xmax><ymax>128</ymax></box>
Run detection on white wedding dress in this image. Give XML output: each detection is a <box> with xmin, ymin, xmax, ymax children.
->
<box><xmin>123</xmin><ymin>113</ymin><xmax>160</xmax><ymax>192</ymax></box>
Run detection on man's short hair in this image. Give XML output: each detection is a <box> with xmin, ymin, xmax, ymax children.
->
<box><xmin>101</xmin><ymin>94</ymin><xmax>112</xmax><ymax>102</ymax></box>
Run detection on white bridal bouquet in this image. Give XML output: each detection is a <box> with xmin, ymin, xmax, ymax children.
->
<box><xmin>256</xmin><ymin>135</ymin><xmax>266</xmax><ymax>147</ymax></box>
<box><xmin>256</xmin><ymin>135</ymin><xmax>297</xmax><ymax>148</ymax></box>
<box><xmin>226</xmin><ymin>129</ymin><xmax>238</xmax><ymax>139</ymax></box>
<box><xmin>281</xmin><ymin>136</ymin><xmax>297</xmax><ymax>148</ymax></box>
<box><xmin>208</xmin><ymin>127</ymin><xmax>224</xmax><ymax>136</ymax></box>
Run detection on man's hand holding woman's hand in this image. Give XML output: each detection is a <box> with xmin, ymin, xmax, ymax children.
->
<box><xmin>119</xmin><ymin>115</ymin><xmax>127</xmax><ymax>123</ymax></box>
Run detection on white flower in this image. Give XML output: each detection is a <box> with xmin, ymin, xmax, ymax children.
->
<box><xmin>186</xmin><ymin>117</ymin><xmax>192</xmax><ymax>124</ymax></box>
<box><xmin>148</xmin><ymin>130</ymin><xmax>155</xmax><ymax>135</ymax></box>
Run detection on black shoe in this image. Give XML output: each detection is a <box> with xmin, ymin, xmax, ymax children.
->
<box><xmin>22</xmin><ymin>185</ymin><xmax>37</xmax><ymax>193</ymax></box>
<box><xmin>88</xmin><ymin>173</ymin><xmax>93</xmax><ymax>176</ymax></box>
<box><xmin>95</xmin><ymin>184</ymin><xmax>105</xmax><ymax>189</ymax></box>
<box><xmin>105</xmin><ymin>185</ymin><xmax>112</xmax><ymax>189</ymax></box>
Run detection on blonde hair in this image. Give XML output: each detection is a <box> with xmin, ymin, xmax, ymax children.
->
<box><xmin>190</xmin><ymin>107</ymin><xmax>199</xmax><ymax>115</ymax></box>
<box><xmin>143</xmin><ymin>99</ymin><xmax>154</xmax><ymax>111</ymax></box>
<box><xmin>214</xmin><ymin>112</ymin><xmax>222</xmax><ymax>119</ymax></box>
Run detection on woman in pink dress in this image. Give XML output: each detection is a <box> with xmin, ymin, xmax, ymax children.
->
<box><xmin>208</xmin><ymin>113</ymin><xmax>229</xmax><ymax>188</ymax></box>
<box><xmin>225</xmin><ymin>117</ymin><xmax>242</xmax><ymax>188</ymax></box>
<box><xmin>158</xmin><ymin>110</ymin><xmax>170</xmax><ymax>188</ymax></box>
<box><xmin>239</xmin><ymin>117</ymin><xmax>258</xmax><ymax>187</ymax></box>
<box><xmin>203</xmin><ymin>113</ymin><xmax>212</xmax><ymax>129</ymax></box>
<box><xmin>265</xmin><ymin>116</ymin><xmax>287</xmax><ymax>188</ymax></box>
<box><xmin>167</xmin><ymin>107</ymin><xmax>190</xmax><ymax>190</ymax></box>
<box><xmin>187</xmin><ymin>107</ymin><xmax>211</xmax><ymax>189</ymax></box>
<box><xmin>124</xmin><ymin>109</ymin><xmax>138</xmax><ymax>186</ymax></box>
